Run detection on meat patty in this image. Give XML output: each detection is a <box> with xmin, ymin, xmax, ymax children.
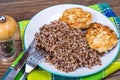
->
<box><xmin>86</xmin><ymin>22</ymin><xmax>118</xmax><ymax>53</ymax></box>
<box><xmin>59</xmin><ymin>7</ymin><xmax>92</xmax><ymax>29</ymax></box>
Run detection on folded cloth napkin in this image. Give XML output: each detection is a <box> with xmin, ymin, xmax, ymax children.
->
<box><xmin>2</xmin><ymin>2</ymin><xmax>120</xmax><ymax>80</ymax></box>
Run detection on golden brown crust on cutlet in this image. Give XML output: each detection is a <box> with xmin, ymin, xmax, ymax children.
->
<box><xmin>86</xmin><ymin>22</ymin><xmax>118</xmax><ymax>53</ymax></box>
<box><xmin>59</xmin><ymin>7</ymin><xmax>92</xmax><ymax>29</ymax></box>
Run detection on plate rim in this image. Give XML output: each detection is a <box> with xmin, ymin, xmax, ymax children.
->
<box><xmin>24</xmin><ymin>4</ymin><xmax>120</xmax><ymax>77</ymax></box>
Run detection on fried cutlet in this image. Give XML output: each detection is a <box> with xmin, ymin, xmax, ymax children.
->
<box><xmin>86</xmin><ymin>22</ymin><xmax>118</xmax><ymax>53</ymax></box>
<box><xmin>59</xmin><ymin>7</ymin><xmax>92</xmax><ymax>29</ymax></box>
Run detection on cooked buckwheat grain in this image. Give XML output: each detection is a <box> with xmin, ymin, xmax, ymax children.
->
<box><xmin>35</xmin><ymin>21</ymin><xmax>101</xmax><ymax>72</ymax></box>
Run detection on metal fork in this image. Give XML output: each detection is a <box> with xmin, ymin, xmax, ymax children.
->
<box><xmin>20</xmin><ymin>48</ymin><xmax>45</xmax><ymax>80</ymax></box>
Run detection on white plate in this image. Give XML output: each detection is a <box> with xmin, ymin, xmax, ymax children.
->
<box><xmin>24</xmin><ymin>4</ymin><xmax>119</xmax><ymax>77</ymax></box>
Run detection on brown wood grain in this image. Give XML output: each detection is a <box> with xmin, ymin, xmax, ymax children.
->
<box><xmin>0</xmin><ymin>0</ymin><xmax>120</xmax><ymax>80</ymax></box>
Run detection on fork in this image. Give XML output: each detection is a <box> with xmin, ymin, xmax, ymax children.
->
<box><xmin>20</xmin><ymin>48</ymin><xmax>45</xmax><ymax>80</ymax></box>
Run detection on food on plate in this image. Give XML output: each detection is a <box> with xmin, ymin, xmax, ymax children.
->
<box><xmin>35</xmin><ymin>21</ymin><xmax>101</xmax><ymax>72</ymax></box>
<box><xmin>59</xmin><ymin>7</ymin><xmax>92</xmax><ymax>29</ymax></box>
<box><xmin>86</xmin><ymin>22</ymin><xmax>118</xmax><ymax>53</ymax></box>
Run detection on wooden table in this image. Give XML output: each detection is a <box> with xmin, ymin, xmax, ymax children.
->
<box><xmin>0</xmin><ymin>0</ymin><xmax>120</xmax><ymax>80</ymax></box>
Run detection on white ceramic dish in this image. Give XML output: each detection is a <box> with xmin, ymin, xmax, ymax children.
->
<box><xmin>24</xmin><ymin>4</ymin><xmax>119</xmax><ymax>77</ymax></box>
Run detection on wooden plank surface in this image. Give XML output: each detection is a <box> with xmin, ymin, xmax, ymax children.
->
<box><xmin>0</xmin><ymin>0</ymin><xmax>120</xmax><ymax>80</ymax></box>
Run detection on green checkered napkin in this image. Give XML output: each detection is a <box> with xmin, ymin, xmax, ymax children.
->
<box><xmin>2</xmin><ymin>2</ymin><xmax>120</xmax><ymax>80</ymax></box>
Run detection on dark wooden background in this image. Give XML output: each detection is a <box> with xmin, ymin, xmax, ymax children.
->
<box><xmin>0</xmin><ymin>0</ymin><xmax>120</xmax><ymax>80</ymax></box>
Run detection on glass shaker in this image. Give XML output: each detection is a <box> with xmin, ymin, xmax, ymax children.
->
<box><xmin>0</xmin><ymin>15</ymin><xmax>18</xmax><ymax>63</ymax></box>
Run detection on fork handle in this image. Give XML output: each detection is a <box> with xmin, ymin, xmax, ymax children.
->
<box><xmin>20</xmin><ymin>72</ymin><xmax>28</xmax><ymax>80</ymax></box>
